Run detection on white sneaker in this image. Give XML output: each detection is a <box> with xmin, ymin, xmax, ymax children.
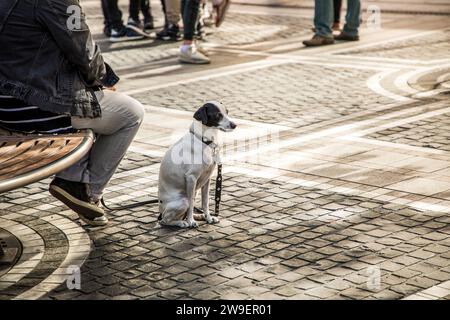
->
<box><xmin>179</xmin><ymin>45</ymin><xmax>211</xmax><ymax>64</ymax></box>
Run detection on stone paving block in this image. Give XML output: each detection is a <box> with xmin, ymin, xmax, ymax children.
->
<box><xmin>408</xmin><ymin>249</ymin><xmax>436</xmax><ymax>260</ymax></box>
<box><xmin>325</xmin><ymin>279</ymin><xmax>353</xmax><ymax>291</ymax></box>
<box><xmin>425</xmin><ymin>270</ymin><xmax>450</xmax><ymax>282</ymax></box>
<box><xmin>339</xmin><ymin>287</ymin><xmax>373</xmax><ymax>300</ymax></box>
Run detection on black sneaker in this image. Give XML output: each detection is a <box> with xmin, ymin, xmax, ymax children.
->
<box><xmin>156</xmin><ymin>24</ymin><xmax>181</xmax><ymax>41</ymax></box>
<box><xmin>110</xmin><ymin>26</ymin><xmax>145</xmax><ymax>42</ymax></box>
<box><xmin>49</xmin><ymin>177</ymin><xmax>108</xmax><ymax>226</ymax></box>
<box><xmin>127</xmin><ymin>17</ymin><xmax>143</xmax><ymax>33</ymax></box>
<box><xmin>143</xmin><ymin>17</ymin><xmax>155</xmax><ymax>33</ymax></box>
<box><xmin>103</xmin><ymin>25</ymin><xmax>112</xmax><ymax>37</ymax></box>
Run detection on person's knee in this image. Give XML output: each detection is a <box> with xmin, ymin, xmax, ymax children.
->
<box><xmin>129</xmin><ymin>98</ymin><xmax>145</xmax><ymax>125</ymax></box>
<box><xmin>118</xmin><ymin>93</ymin><xmax>145</xmax><ymax>127</ymax></box>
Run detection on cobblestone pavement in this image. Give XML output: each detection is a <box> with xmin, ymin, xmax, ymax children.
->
<box><xmin>1</xmin><ymin>0</ymin><xmax>450</xmax><ymax>300</ymax></box>
<box><xmin>132</xmin><ymin>64</ymin><xmax>393</xmax><ymax>127</ymax></box>
<box><xmin>340</xmin><ymin>29</ymin><xmax>450</xmax><ymax>61</ymax></box>
<box><xmin>368</xmin><ymin>112</ymin><xmax>450</xmax><ymax>152</ymax></box>
<box><xmin>95</xmin><ymin>12</ymin><xmax>313</xmax><ymax>70</ymax></box>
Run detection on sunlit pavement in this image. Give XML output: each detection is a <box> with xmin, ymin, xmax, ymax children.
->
<box><xmin>1</xmin><ymin>0</ymin><xmax>450</xmax><ymax>300</ymax></box>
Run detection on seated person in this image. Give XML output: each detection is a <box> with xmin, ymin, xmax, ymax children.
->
<box><xmin>0</xmin><ymin>0</ymin><xmax>145</xmax><ymax>226</ymax></box>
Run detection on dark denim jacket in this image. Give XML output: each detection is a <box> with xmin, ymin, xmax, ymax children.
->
<box><xmin>0</xmin><ymin>0</ymin><xmax>119</xmax><ymax>118</ymax></box>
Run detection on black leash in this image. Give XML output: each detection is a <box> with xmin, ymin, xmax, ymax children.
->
<box><xmin>100</xmin><ymin>197</ymin><xmax>159</xmax><ymax>211</ymax></box>
<box><xmin>100</xmin><ymin>164</ymin><xmax>223</xmax><ymax>215</ymax></box>
<box><xmin>214</xmin><ymin>163</ymin><xmax>222</xmax><ymax>216</ymax></box>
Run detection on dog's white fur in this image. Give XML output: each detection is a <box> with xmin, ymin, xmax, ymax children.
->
<box><xmin>158</xmin><ymin>101</ymin><xmax>236</xmax><ymax>228</ymax></box>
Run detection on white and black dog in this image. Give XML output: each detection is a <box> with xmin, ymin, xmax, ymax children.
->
<box><xmin>157</xmin><ymin>101</ymin><xmax>236</xmax><ymax>228</ymax></box>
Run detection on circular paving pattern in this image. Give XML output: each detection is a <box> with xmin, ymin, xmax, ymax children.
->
<box><xmin>0</xmin><ymin>228</ymin><xmax>22</xmax><ymax>277</ymax></box>
<box><xmin>0</xmin><ymin>202</ymin><xmax>91</xmax><ymax>300</ymax></box>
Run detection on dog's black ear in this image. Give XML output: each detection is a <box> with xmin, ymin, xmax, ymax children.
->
<box><xmin>193</xmin><ymin>106</ymin><xmax>209</xmax><ymax>125</ymax></box>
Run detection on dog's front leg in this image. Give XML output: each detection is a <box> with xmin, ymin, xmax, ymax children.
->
<box><xmin>202</xmin><ymin>180</ymin><xmax>219</xmax><ymax>224</ymax></box>
<box><xmin>185</xmin><ymin>174</ymin><xmax>198</xmax><ymax>228</ymax></box>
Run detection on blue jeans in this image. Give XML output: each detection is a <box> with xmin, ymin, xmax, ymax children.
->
<box><xmin>314</xmin><ymin>0</ymin><xmax>361</xmax><ymax>38</ymax></box>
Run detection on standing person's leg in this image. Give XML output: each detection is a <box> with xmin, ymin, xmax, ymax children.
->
<box><xmin>314</xmin><ymin>0</ymin><xmax>333</xmax><ymax>38</ymax></box>
<box><xmin>105</xmin><ymin>0</ymin><xmax>145</xmax><ymax>41</ymax></box>
<box><xmin>101</xmin><ymin>0</ymin><xmax>112</xmax><ymax>36</ymax></box>
<box><xmin>161</xmin><ymin>0</ymin><xmax>167</xmax><ymax>26</ymax></box>
<box><xmin>212</xmin><ymin>0</ymin><xmax>230</xmax><ymax>27</ymax></box>
<box><xmin>336</xmin><ymin>0</ymin><xmax>360</xmax><ymax>40</ymax></box>
<box><xmin>195</xmin><ymin>0</ymin><xmax>206</xmax><ymax>40</ymax></box>
<box><xmin>141</xmin><ymin>0</ymin><xmax>155</xmax><ymax>31</ymax></box>
<box><xmin>181</xmin><ymin>0</ymin><xmax>200</xmax><ymax>42</ymax></box>
<box><xmin>303</xmin><ymin>0</ymin><xmax>334</xmax><ymax>46</ymax></box>
<box><xmin>156</xmin><ymin>0</ymin><xmax>182</xmax><ymax>40</ymax></box>
<box><xmin>53</xmin><ymin>91</ymin><xmax>144</xmax><ymax>226</ymax></box>
<box><xmin>129</xmin><ymin>0</ymin><xmax>140</xmax><ymax>21</ymax></box>
<box><xmin>179</xmin><ymin>0</ymin><xmax>210</xmax><ymax>64</ymax></box>
<box><xmin>127</xmin><ymin>0</ymin><xmax>145</xmax><ymax>33</ymax></box>
<box><xmin>166</xmin><ymin>0</ymin><xmax>181</xmax><ymax>26</ymax></box>
<box><xmin>333</xmin><ymin>0</ymin><xmax>342</xmax><ymax>30</ymax></box>
<box><xmin>103</xmin><ymin>0</ymin><xmax>125</xmax><ymax>31</ymax></box>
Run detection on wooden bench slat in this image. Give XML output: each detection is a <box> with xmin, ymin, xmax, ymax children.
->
<box><xmin>0</xmin><ymin>130</ymin><xmax>94</xmax><ymax>194</ymax></box>
<box><xmin>0</xmin><ymin>140</ymin><xmax>52</xmax><ymax>169</ymax></box>
<box><xmin>0</xmin><ymin>139</ymin><xmax>82</xmax><ymax>178</ymax></box>
<box><xmin>0</xmin><ymin>139</ymin><xmax>67</xmax><ymax>168</ymax></box>
<box><xmin>0</xmin><ymin>140</ymin><xmax>40</xmax><ymax>166</ymax></box>
<box><xmin>0</xmin><ymin>141</ymin><xmax>67</xmax><ymax>177</ymax></box>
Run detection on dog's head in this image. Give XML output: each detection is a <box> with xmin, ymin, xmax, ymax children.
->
<box><xmin>193</xmin><ymin>101</ymin><xmax>237</xmax><ymax>132</ymax></box>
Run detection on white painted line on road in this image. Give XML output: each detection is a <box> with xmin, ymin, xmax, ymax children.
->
<box><xmin>339</xmin><ymin>136</ymin><xmax>447</xmax><ymax>155</ymax></box>
<box><xmin>224</xmin><ymin>165</ymin><xmax>450</xmax><ymax>213</ymax></box>
<box><xmin>347</xmin><ymin>106</ymin><xmax>450</xmax><ymax>138</ymax></box>
<box><xmin>120</xmin><ymin>64</ymin><xmax>182</xmax><ymax>80</ymax></box>
<box><xmin>394</xmin><ymin>68</ymin><xmax>425</xmax><ymax>94</ymax></box>
<box><xmin>367</xmin><ymin>70</ymin><xmax>414</xmax><ymax>102</ymax></box>
<box><xmin>122</xmin><ymin>58</ymin><xmax>293</xmax><ymax>95</ymax></box>
<box><xmin>397</xmin><ymin>63</ymin><xmax>450</xmax><ymax>94</ymax></box>
<box><xmin>207</xmin><ymin>47</ymin><xmax>395</xmax><ymax>71</ymax></box>
<box><xmin>325</xmin><ymin>29</ymin><xmax>442</xmax><ymax>55</ymax></box>
<box><xmin>143</xmin><ymin>104</ymin><xmax>291</xmax><ymax>131</ymax></box>
<box><xmin>327</xmin><ymin>54</ymin><xmax>429</xmax><ymax>67</ymax></box>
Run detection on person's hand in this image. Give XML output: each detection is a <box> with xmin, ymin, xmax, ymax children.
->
<box><xmin>104</xmin><ymin>85</ymin><xmax>117</xmax><ymax>91</ymax></box>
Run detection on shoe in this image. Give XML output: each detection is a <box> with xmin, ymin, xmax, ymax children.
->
<box><xmin>103</xmin><ymin>25</ymin><xmax>112</xmax><ymax>37</ymax></box>
<box><xmin>109</xmin><ymin>26</ymin><xmax>145</xmax><ymax>42</ymax></box>
<box><xmin>143</xmin><ymin>18</ymin><xmax>155</xmax><ymax>33</ymax></box>
<box><xmin>127</xmin><ymin>17</ymin><xmax>143</xmax><ymax>32</ymax></box>
<box><xmin>49</xmin><ymin>177</ymin><xmax>108</xmax><ymax>226</ymax></box>
<box><xmin>156</xmin><ymin>24</ymin><xmax>181</xmax><ymax>41</ymax></box>
<box><xmin>179</xmin><ymin>45</ymin><xmax>210</xmax><ymax>64</ymax></box>
<box><xmin>214</xmin><ymin>0</ymin><xmax>230</xmax><ymax>27</ymax></box>
<box><xmin>334</xmin><ymin>32</ymin><xmax>359</xmax><ymax>41</ymax></box>
<box><xmin>196</xmin><ymin>43</ymin><xmax>210</xmax><ymax>57</ymax></box>
<box><xmin>302</xmin><ymin>35</ymin><xmax>335</xmax><ymax>47</ymax></box>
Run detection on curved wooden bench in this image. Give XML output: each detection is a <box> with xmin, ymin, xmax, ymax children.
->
<box><xmin>0</xmin><ymin>128</ymin><xmax>94</xmax><ymax>257</ymax></box>
<box><xmin>0</xmin><ymin>129</ymin><xmax>94</xmax><ymax>194</ymax></box>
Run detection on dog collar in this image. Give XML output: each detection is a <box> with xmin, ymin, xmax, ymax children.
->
<box><xmin>189</xmin><ymin>129</ymin><xmax>217</xmax><ymax>148</ymax></box>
